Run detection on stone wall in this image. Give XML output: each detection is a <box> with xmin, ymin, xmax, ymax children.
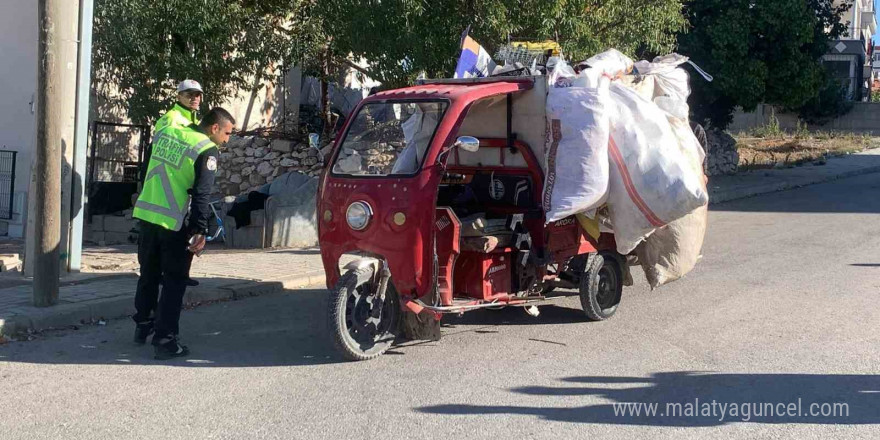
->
<box><xmin>215</xmin><ymin>135</ymin><xmax>325</xmax><ymax>197</ymax></box>
<box><xmin>704</xmin><ymin>129</ymin><xmax>739</xmax><ymax>176</ymax></box>
<box><xmin>82</xmin><ymin>134</ymin><xmax>327</xmax><ymax>245</ymax></box>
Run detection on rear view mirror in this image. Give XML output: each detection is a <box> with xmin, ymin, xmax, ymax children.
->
<box><xmin>455</xmin><ymin>136</ymin><xmax>480</xmax><ymax>153</ymax></box>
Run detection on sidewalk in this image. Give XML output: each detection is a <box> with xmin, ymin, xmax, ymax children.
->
<box><xmin>709</xmin><ymin>148</ymin><xmax>880</xmax><ymax>204</ymax></box>
<box><xmin>3</xmin><ymin>147</ymin><xmax>880</xmax><ymax>337</ymax></box>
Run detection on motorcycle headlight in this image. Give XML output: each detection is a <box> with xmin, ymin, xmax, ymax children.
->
<box><xmin>346</xmin><ymin>201</ymin><xmax>373</xmax><ymax>231</ymax></box>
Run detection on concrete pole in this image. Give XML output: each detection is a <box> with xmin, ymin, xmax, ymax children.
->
<box><xmin>23</xmin><ymin>157</ymin><xmax>37</xmax><ymax>278</ymax></box>
<box><xmin>32</xmin><ymin>0</ymin><xmax>80</xmax><ymax>306</ymax></box>
<box><xmin>68</xmin><ymin>0</ymin><xmax>94</xmax><ymax>272</ymax></box>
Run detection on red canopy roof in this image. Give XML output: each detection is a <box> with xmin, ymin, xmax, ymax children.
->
<box><xmin>368</xmin><ymin>78</ymin><xmax>535</xmax><ymax>104</ymax></box>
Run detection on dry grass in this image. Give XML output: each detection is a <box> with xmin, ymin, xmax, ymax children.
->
<box><xmin>734</xmin><ymin>129</ymin><xmax>875</xmax><ymax>170</ymax></box>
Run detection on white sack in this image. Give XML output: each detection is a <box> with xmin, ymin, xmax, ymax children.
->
<box><xmin>636</xmin><ymin>203</ymin><xmax>708</xmax><ymax>289</ymax></box>
<box><xmin>605</xmin><ymin>83</ymin><xmax>709</xmax><ymax>254</ymax></box>
<box><xmin>632</xmin><ymin>53</ymin><xmax>689</xmax><ymax>76</ymax></box>
<box><xmin>624</xmin><ymin>53</ymin><xmax>711</xmax><ymax>287</ymax></box>
<box><xmin>619</xmin><ymin>75</ymin><xmax>656</xmax><ymax>102</ymax></box>
<box><xmin>667</xmin><ymin>117</ymin><xmax>706</xmax><ymax>172</ymax></box>
<box><xmin>635</xmin><ymin>54</ymin><xmax>713</xmax><ymax>122</ymax></box>
<box><xmin>393</xmin><ymin>107</ymin><xmax>441</xmax><ymax>174</ymax></box>
<box><xmin>585</xmin><ymin>49</ymin><xmax>634</xmax><ymax>78</ymax></box>
<box><xmin>635</xmin><ymin>117</ymin><xmax>709</xmax><ymax>288</ymax></box>
<box><xmin>653</xmin><ymin>67</ymin><xmax>692</xmax><ymax>121</ymax></box>
<box><xmin>543</xmin><ymin>80</ymin><xmax>611</xmax><ymax>223</ymax></box>
<box><xmin>548</xmin><ymin>57</ymin><xmax>577</xmax><ymax>88</ymax></box>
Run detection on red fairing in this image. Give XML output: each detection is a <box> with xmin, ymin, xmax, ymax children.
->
<box><xmin>319</xmin><ymin>175</ymin><xmax>437</xmax><ymax>297</ymax></box>
<box><xmin>454</xmin><ymin>252</ymin><xmax>512</xmax><ymax>301</ymax></box>
<box><xmin>319</xmin><ymin>79</ymin><xmax>534</xmax><ymax>300</ymax></box>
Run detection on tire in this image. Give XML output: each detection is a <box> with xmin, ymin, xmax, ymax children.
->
<box><xmin>579</xmin><ymin>253</ymin><xmax>623</xmax><ymax>321</ymax></box>
<box><xmin>328</xmin><ymin>267</ymin><xmax>401</xmax><ymax>361</ymax></box>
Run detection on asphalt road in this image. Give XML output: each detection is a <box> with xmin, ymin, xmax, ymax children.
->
<box><xmin>2</xmin><ymin>173</ymin><xmax>880</xmax><ymax>439</ymax></box>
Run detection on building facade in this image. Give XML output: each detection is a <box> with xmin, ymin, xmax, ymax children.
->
<box><xmin>0</xmin><ymin>2</ymin><xmax>37</xmax><ymax>237</ymax></box>
<box><xmin>871</xmin><ymin>46</ymin><xmax>880</xmax><ymax>95</ymax></box>
<box><xmin>824</xmin><ymin>0</ymin><xmax>878</xmax><ymax>101</ymax></box>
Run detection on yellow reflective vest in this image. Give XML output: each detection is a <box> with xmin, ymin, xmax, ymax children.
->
<box><xmin>134</xmin><ymin>126</ymin><xmax>215</xmax><ymax>231</ymax></box>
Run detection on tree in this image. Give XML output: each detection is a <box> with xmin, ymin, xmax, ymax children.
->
<box><xmin>94</xmin><ymin>0</ymin><xmax>689</xmax><ymax>124</ymax></box>
<box><xmin>677</xmin><ymin>0</ymin><xmax>852</xmax><ymax>129</ymax></box>
<box><xmin>797</xmin><ymin>74</ymin><xmax>854</xmax><ymax>124</ymax></box>
<box><xmin>92</xmin><ymin>0</ymin><xmax>317</xmax><ymax>125</ymax></box>
<box><xmin>316</xmin><ymin>0</ymin><xmax>688</xmax><ymax>88</ymax></box>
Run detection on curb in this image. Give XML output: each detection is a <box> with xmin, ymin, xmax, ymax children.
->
<box><xmin>0</xmin><ymin>273</ymin><xmax>325</xmax><ymax>337</ymax></box>
<box><xmin>709</xmin><ymin>164</ymin><xmax>880</xmax><ymax>205</ymax></box>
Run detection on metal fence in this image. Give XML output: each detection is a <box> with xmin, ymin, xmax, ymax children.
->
<box><xmin>88</xmin><ymin>121</ymin><xmax>149</xmax><ymax>185</ymax></box>
<box><xmin>87</xmin><ymin>122</ymin><xmax>149</xmax><ymax>215</ymax></box>
<box><xmin>0</xmin><ymin>151</ymin><xmax>17</xmax><ymax>220</ymax></box>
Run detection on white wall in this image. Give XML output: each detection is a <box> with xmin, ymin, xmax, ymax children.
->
<box><xmin>0</xmin><ymin>2</ymin><xmax>37</xmax><ymax>237</ymax></box>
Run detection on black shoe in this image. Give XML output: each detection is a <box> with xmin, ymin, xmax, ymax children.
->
<box><xmin>134</xmin><ymin>321</ymin><xmax>154</xmax><ymax>345</ymax></box>
<box><xmin>184</xmin><ymin>278</ymin><xmax>199</xmax><ymax>287</ymax></box>
<box><xmin>153</xmin><ymin>335</ymin><xmax>190</xmax><ymax>360</ymax></box>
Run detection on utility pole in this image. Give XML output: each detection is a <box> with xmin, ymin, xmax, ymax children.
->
<box><xmin>33</xmin><ymin>0</ymin><xmax>80</xmax><ymax>306</ymax></box>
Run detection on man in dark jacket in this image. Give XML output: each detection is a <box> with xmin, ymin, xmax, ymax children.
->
<box><xmin>132</xmin><ymin>108</ymin><xmax>234</xmax><ymax>359</ymax></box>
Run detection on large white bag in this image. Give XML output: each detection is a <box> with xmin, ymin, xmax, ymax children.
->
<box><xmin>636</xmin><ymin>203</ymin><xmax>708</xmax><ymax>288</ymax></box>
<box><xmin>584</xmin><ymin>49</ymin><xmax>634</xmax><ymax>79</ymax></box>
<box><xmin>635</xmin><ymin>118</ymin><xmax>709</xmax><ymax>288</ymax></box>
<box><xmin>626</xmin><ymin>54</ymin><xmax>711</xmax><ymax>287</ymax></box>
<box><xmin>635</xmin><ymin>124</ymin><xmax>708</xmax><ymax>288</ymax></box>
<box><xmin>543</xmin><ymin>63</ymin><xmax>612</xmax><ymax>223</ymax></box>
<box><xmin>605</xmin><ymin>83</ymin><xmax>709</xmax><ymax>254</ymax></box>
<box><xmin>634</xmin><ymin>53</ymin><xmax>713</xmax><ymax>122</ymax></box>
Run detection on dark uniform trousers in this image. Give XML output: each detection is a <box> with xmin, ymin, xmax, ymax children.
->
<box><xmin>133</xmin><ymin>221</ymin><xmax>190</xmax><ymax>338</ymax></box>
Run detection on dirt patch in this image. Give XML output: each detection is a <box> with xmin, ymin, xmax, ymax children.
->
<box><xmin>735</xmin><ymin>134</ymin><xmax>874</xmax><ymax>170</ymax></box>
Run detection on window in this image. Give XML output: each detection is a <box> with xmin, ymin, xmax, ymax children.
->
<box><xmin>332</xmin><ymin>101</ymin><xmax>448</xmax><ymax>176</ymax></box>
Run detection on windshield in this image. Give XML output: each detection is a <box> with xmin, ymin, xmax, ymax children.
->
<box><xmin>332</xmin><ymin>101</ymin><xmax>448</xmax><ymax>176</ymax></box>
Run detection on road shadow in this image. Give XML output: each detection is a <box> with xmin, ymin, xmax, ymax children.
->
<box><xmin>710</xmin><ymin>170</ymin><xmax>880</xmax><ymax>214</ymax></box>
<box><xmin>442</xmin><ymin>302</ymin><xmax>590</xmax><ymax>328</ymax></box>
<box><xmin>0</xmin><ymin>288</ymin><xmax>350</xmax><ymax>367</ymax></box>
<box><xmin>0</xmin><ymin>287</ymin><xmax>596</xmax><ymax>368</ymax></box>
<box><xmin>418</xmin><ymin>372</ymin><xmax>880</xmax><ymax>425</ymax></box>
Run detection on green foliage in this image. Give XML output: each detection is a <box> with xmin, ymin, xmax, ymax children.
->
<box><xmin>95</xmin><ymin>0</ymin><xmax>689</xmax><ymax>122</ymax></box>
<box><xmin>749</xmin><ymin>108</ymin><xmax>784</xmax><ymax>139</ymax></box>
<box><xmin>92</xmin><ymin>0</ymin><xmax>319</xmax><ymax>125</ymax></box>
<box><xmin>796</xmin><ymin>73</ymin><xmax>854</xmax><ymax>124</ymax></box>
<box><xmin>871</xmin><ymin>89</ymin><xmax>880</xmax><ymax>103</ymax></box>
<box><xmin>794</xmin><ymin>119</ymin><xmax>811</xmax><ymax>139</ymax></box>
<box><xmin>317</xmin><ymin>0</ymin><xmax>687</xmax><ymax>87</ymax></box>
<box><xmin>678</xmin><ymin>0</ymin><xmax>852</xmax><ymax>129</ymax></box>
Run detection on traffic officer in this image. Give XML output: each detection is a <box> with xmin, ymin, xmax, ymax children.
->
<box><xmin>143</xmin><ymin>80</ymin><xmax>203</xmax><ymax>176</ymax></box>
<box><xmin>156</xmin><ymin>79</ymin><xmax>203</xmax><ymax>132</ymax></box>
<box><xmin>143</xmin><ymin>79</ymin><xmax>205</xmax><ymax>287</ymax></box>
<box><xmin>132</xmin><ymin>107</ymin><xmax>235</xmax><ymax>360</ymax></box>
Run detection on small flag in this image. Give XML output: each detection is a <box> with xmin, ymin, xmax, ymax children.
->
<box><xmin>454</xmin><ymin>31</ymin><xmax>496</xmax><ymax>79</ymax></box>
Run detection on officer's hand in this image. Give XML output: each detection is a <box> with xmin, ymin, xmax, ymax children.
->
<box><xmin>188</xmin><ymin>234</ymin><xmax>206</xmax><ymax>255</ymax></box>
